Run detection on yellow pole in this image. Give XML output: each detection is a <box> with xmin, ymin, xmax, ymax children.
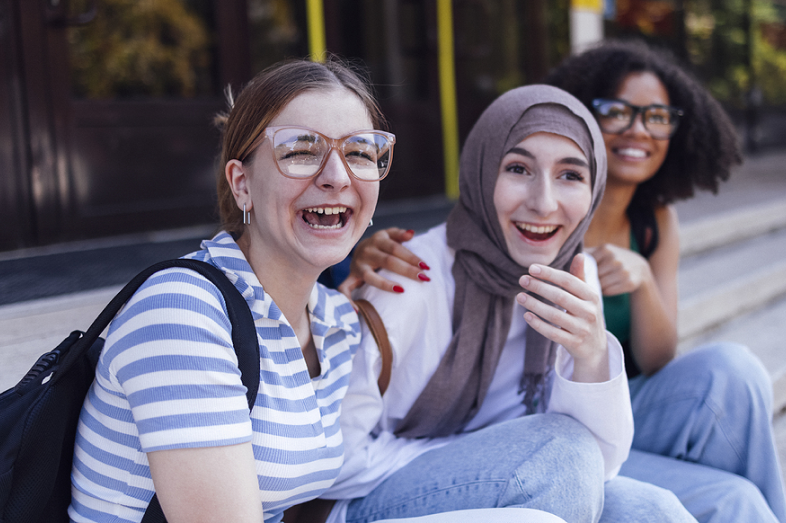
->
<box><xmin>437</xmin><ymin>0</ymin><xmax>460</xmax><ymax>200</ymax></box>
<box><xmin>306</xmin><ymin>0</ymin><xmax>326</xmax><ymax>62</ymax></box>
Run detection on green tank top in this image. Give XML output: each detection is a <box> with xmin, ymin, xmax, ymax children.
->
<box><xmin>600</xmin><ymin>233</ymin><xmax>639</xmax><ymax>346</ymax></box>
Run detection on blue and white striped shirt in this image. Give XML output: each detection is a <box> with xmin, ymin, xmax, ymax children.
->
<box><xmin>69</xmin><ymin>232</ymin><xmax>360</xmax><ymax>523</ymax></box>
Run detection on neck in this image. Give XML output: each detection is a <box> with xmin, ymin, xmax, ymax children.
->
<box><xmin>235</xmin><ymin>233</ymin><xmax>316</xmax><ymax>329</ymax></box>
<box><xmin>586</xmin><ymin>180</ymin><xmax>637</xmax><ymax>248</ymax></box>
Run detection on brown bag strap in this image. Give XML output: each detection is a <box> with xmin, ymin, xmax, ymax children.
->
<box><xmin>282</xmin><ymin>298</ymin><xmax>392</xmax><ymax>523</ymax></box>
<box><xmin>354</xmin><ymin>298</ymin><xmax>393</xmax><ymax>396</ymax></box>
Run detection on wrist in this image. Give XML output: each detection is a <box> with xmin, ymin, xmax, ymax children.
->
<box><xmin>571</xmin><ymin>341</ymin><xmax>610</xmax><ymax>383</ymax></box>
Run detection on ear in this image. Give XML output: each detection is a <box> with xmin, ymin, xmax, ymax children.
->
<box><xmin>225</xmin><ymin>159</ymin><xmax>252</xmax><ymax>211</ymax></box>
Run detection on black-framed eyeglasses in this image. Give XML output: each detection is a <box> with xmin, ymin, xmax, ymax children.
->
<box><xmin>240</xmin><ymin>126</ymin><xmax>396</xmax><ymax>181</ymax></box>
<box><xmin>591</xmin><ymin>98</ymin><xmax>684</xmax><ymax>139</ymax></box>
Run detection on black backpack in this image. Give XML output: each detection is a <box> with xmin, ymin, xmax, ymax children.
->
<box><xmin>0</xmin><ymin>259</ymin><xmax>260</xmax><ymax>523</ymax></box>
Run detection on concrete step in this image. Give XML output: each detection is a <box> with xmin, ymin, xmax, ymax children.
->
<box><xmin>678</xmin><ymin>226</ymin><xmax>786</xmax><ymax>341</ymax></box>
<box><xmin>0</xmin><ymin>286</ymin><xmax>119</xmax><ymax>391</ymax></box>
<box><xmin>679</xmin><ymin>198</ymin><xmax>786</xmax><ymax>257</ymax></box>
<box><xmin>676</xmin><ymin>192</ymin><xmax>786</xmax><ymax>413</ymax></box>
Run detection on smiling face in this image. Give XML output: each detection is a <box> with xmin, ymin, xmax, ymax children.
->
<box><xmin>241</xmin><ymin>88</ymin><xmax>379</xmax><ymax>277</ymax></box>
<box><xmin>493</xmin><ymin>132</ymin><xmax>593</xmax><ymax>267</ymax></box>
<box><xmin>603</xmin><ymin>71</ymin><xmax>671</xmax><ymax>188</ymax></box>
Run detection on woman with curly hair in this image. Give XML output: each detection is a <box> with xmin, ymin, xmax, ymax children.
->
<box><xmin>543</xmin><ymin>40</ymin><xmax>784</xmax><ymax>523</ymax></box>
<box><xmin>343</xmin><ymin>40</ymin><xmax>785</xmax><ymax>522</ymax></box>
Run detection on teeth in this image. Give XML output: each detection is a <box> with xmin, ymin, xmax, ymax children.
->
<box><xmin>307</xmin><ymin>223</ymin><xmax>342</xmax><ymax>230</ymax></box>
<box><xmin>304</xmin><ymin>206</ymin><xmax>348</xmax><ymax>215</ymax></box>
<box><xmin>617</xmin><ymin>148</ymin><xmax>646</xmax><ymax>158</ymax></box>
<box><xmin>517</xmin><ymin>223</ymin><xmax>557</xmax><ymax>234</ymax></box>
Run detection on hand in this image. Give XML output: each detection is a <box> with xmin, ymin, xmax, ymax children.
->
<box><xmin>516</xmin><ymin>253</ymin><xmax>609</xmax><ymax>383</ymax></box>
<box><xmin>586</xmin><ymin>244</ymin><xmax>652</xmax><ymax>297</ymax></box>
<box><xmin>337</xmin><ymin>227</ymin><xmax>430</xmax><ymax>299</ymax></box>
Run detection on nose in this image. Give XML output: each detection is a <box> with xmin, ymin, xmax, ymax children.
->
<box><xmin>316</xmin><ymin>148</ymin><xmax>352</xmax><ymax>191</ymax></box>
<box><xmin>526</xmin><ymin>175</ymin><xmax>558</xmax><ymax>217</ymax></box>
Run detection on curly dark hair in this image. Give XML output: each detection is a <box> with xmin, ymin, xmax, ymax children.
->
<box><xmin>544</xmin><ymin>39</ymin><xmax>742</xmax><ymax>210</ymax></box>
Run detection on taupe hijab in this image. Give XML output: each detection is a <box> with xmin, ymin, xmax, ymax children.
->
<box><xmin>395</xmin><ymin>85</ymin><xmax>607</xmax><ymax>438</ymax></box>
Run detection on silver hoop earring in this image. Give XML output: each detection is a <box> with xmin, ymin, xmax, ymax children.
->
<box><xmin>243</xmin><ymin>204</ymin><xmax>251</xmax><ymax>225</ymax></box>
<box><xmin>369</xmin><ymin>218</ymin><xmax>374</xmax><ymax>227</ymax></box>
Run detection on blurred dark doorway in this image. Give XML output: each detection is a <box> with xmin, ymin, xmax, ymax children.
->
<box><xmin>0</xmin><ymin>0</ymin><xmax>286</xmax><ymax>250</ymax></box>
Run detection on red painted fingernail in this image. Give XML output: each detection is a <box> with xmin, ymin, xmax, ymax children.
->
<box><xmin>406</xmin><ymin>229</ymin><xmax>415</xmax><ymax>235</ymax></box>
<box><xmin>393</xmin><ymin>285</ymin><xmax>405</xmax><ymax>293</ymax></box>
<box><xmin>419</xmin><ymin>262</ymin><xmax>430</xmax><ymax>270</ymax></box>
<box><xmin>418</xmin><ymin>273</ymin><xmax>430</xmax><ymax>282</ymax></box>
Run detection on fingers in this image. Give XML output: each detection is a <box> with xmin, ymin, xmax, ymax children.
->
<box><xmin>597</xmin><ymin>273</ymin><xmax>634</xmax><ymax>296</ymax></box>
<box><xmin>379</xmin><ymin>242</ymin><xmax>429</xmax><ymax>281</ymax></box>
<box><xmin>385</xmin><ymin>227</ymin><xmax>416</xmax><ymax>244</ymax></box>
<box><xmin>519</xmin><ymin>303</ymin><xmax>585</xmax><ymax>349</ymax></box>
<box><xmin>569</xmin><ymin>253</ymin><xmax>586</xmax><ymax>283</ymax></box>
<box><xmin>340</xmin><ymin>265</ymin><xmax>406</xmax><ymax>295</ymax></box>
<box><xmin>517</xmin><ymin>292</ymin><xmax>591</xmax><ymax>345</ymax></box>
<box><xmin>338</xmin><ymin>275</ymin><xmax>363</xmax><ymax>299</ymax></box>
<box><xmin>515</xmin><ymin>264</ymin><xmax>600</xmax><ymax>335</ymax></box>
<box><xmin>340</xmin><ymin>227</ymin><xmax>430</xmax><ymax>296</ymax></box>
<box><xmin>522</xmin><ymin>264</ymin><xmax>597</xmax><ymax>304</ymax></box>
<box><xmin>516</xmin><ymin>264</ymin><xmax>606</xmax><ymax>368</ymax></box>
<box><xmin>353</xmin><ymin>229</ymin><xmax>429</xmax><ymax>282</ymax></box>
<box><xmin>359</xmin><ymin>269</ymin><xmax>406</xmax><ymax>294</ymax></box>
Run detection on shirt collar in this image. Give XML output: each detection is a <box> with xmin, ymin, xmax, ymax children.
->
<box><xmin>200</xmin><ymin>231</ymin><xmax>356</xmax><ymax>336</ymax></box>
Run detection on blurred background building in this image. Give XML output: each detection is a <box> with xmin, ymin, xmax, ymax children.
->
<box><xmin>1</xmin><ymin>0</ymin><xmax>784</xmax><ymax>252</ymax></box>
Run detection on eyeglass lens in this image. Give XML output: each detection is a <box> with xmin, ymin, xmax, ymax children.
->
<box><xmin>272</xmin><ymin>128</ymin><xmax>393</xmax><ymax>180</ymax></box>
<box><xmin>594</xmin><ymin>100</ymin><xmax>679</xmax><ymax>139</ymax></box>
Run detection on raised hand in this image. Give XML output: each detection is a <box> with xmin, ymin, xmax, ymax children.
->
<box><xmin>586</xmin><ymin>244</ymin><xmax>652</xmax><ymax>297</ymax></box>
<box><xmin>515</xmin><ymin>253</ymin><xmax>609</xmax><ymax>383</ymax></box>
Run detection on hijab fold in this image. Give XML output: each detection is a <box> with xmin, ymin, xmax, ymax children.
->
<box><xmin>395</xmin><ymin>85</ymin><xmax>607</xmax><ymax>439</ymax></box>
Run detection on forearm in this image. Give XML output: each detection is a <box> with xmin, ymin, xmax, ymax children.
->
<box><xmin>629</xmin><ymin>270</ymin><xmax>677</xmax><ymax>375</ymax></box>
<box><xmin>548</xmin><ymin>339</ymin><xmax>633</xmax><ymax>480</ymax></box>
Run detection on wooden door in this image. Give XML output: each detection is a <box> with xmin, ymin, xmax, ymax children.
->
<box><xmin>0</xmin><ymin>0</ymin><xmax>255</xmax><ymax>250</ymax></box>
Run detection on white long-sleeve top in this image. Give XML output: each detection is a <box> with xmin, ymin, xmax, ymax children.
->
<box><xmin>323</xmin><ymin>224</ymin><xmax>633</xmax><ymax>523</ymax></box>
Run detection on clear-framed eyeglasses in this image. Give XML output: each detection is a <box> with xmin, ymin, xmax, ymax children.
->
<box><xmin>591</xmin><ymin>98</ymin><xmax>684</xmax><ymax>140</ymax></box>
<box><xmin>240</xmin><ymin>126</ymin><xmax>396</xmax><ymax>181</ymax></box>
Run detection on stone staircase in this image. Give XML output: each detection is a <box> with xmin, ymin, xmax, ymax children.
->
<box><xmin>675</xmin><ymin>152</ymin><xmax>786</xmax><ymax>413</ymax></box>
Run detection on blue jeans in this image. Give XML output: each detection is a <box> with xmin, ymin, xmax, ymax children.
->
<box><xmin>345</xmin><ymin>414</ymin><xmax>695</xmax><ymax>523</ymax></box>
<box><xmin>621</xmin><ymin>342</ymin><xmax>786</xmax><ymax>523</ymax></box>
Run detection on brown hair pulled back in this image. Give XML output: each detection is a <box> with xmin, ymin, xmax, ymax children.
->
<box><xmin>216</xmin><ymin>56</ymin><xmax>387</xmax><ymax>236</ymax></box>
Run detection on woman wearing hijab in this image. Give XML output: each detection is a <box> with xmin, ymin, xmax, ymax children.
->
<box><xmin>320</xmin><ymin>85</ymin><xmax>695</xmax><ymax>523</ymax></box>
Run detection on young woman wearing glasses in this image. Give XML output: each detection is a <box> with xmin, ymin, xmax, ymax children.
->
<box><xmin>68</xmin><ymin>58</ymin><xmax>393</xmax><ymax>523</ymax></box>
<box><xmin>544</xmin><ymin>40</ymin><xmax>784</xmax><ymax>523</ymax></box>
<box><xmin>343</xmin><ymin>40</ymin><xmax>784</xmax><ymax>522</ymax></box>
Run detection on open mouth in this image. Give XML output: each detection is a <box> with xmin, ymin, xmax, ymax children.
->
<box><xmin>301</xmin><ymin>206</ymin><xmax>351</xmax><ymax>230</ymax></box>
<box><xmin>515</xmin><ymin>222</ymin><xmax>559</xmax><ymax>241</ymax></box>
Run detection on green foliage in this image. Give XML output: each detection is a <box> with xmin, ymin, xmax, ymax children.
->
<box><xmin>685</xmin><ymin>0</ymin><xmax>786</xmax><ymax>106</ymax></box>
<box><xmin>69</xmin><ymin>0</ymin><xmax>212</xmax><ymax>99</ymax></box>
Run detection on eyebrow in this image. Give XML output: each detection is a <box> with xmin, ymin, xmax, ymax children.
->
<box><xmin>505</xmin><ymin>146</ymin><xmax>589</xmax><ymax>168</ymax></box>
<box><xmin>560</xmin><ymin>157</ymin><xmax>589</xmax><ymax>168</ymax></box>
<box><xmin>506</xmin><ymin>146</ymin><xmax>535</xmax><ymax>159</ymax></box>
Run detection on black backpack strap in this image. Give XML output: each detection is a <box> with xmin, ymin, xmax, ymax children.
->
<box><xmin>52</xmin><ymin>259</ymin><xmax>259</xmax><ymax>523</ymax></box>
<box><xmin>56</xmin><ymin>259</ymin><xmax>259</xmax><ymax>404</ymax></box>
